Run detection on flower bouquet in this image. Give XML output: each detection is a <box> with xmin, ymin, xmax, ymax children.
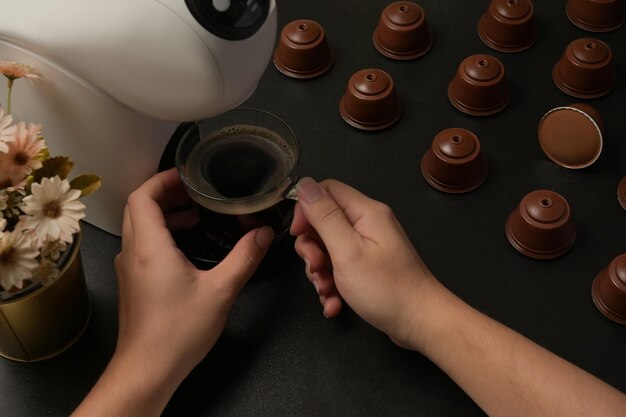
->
<box><xmin>0</xmin><ymin>61</ymin><xmax>100</xmax><ymax>362</ymax></box>
<box><xmin>0</xmin><ymin>61</ymin><xmax>100</xmax><ymax>299</ymax></box>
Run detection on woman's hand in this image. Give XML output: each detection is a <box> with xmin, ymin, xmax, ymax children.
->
<box><xmin>72</xmin><ymin>168</ymin><xmax>273</xmax><ymax>417</ymax></box>
<box><xmin>290</xmin><ymin>177</ymin><xmax>441</xmax><ymax>350</ymax></box>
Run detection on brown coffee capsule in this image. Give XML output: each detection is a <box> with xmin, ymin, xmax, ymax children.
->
<box><xmin>566</xmin><ymin>0</ymin><xmax>625</xmax><ymax>32</ymax></box>
<box><xmin>273</xmin><ymin>19</ymin><xmax>333</xmax><ymax>79</ymax></box>
<box><xmin>448</xmin><ymin>54</ymin><xmax>511</xmax><ymax>116</ymax></box>
<box><xmin>618</xmin><ymin>177</ymin><xmax>626</xmax><ymax>211</ymax></box>
<box><xmin>538</xmin><ymin>103</ymin><xmax>603</xmax><ymax>169</ymax></box>
<box><xmin>420</xmin><ymin>128</ymin><xmax>489</xmax><ymax>193</ymax></box>
<box><xmin>506</xmin><ymin>190</ymin><xmax>576</xmax><ymax>259</ymax></box>
<box><xmin>552</xmin><ymin>38</ymin><xmax>616</xmax><ymax>99</ymax></box>
<box><xmin>373</xmin><ymin>1</ymin><xmax>433</xmax><ymax>60</ymax></box>
<box><xmin>339</xmin><ymin>68</ymin><xmax>402</xmax><ymax>131</ymax></box>
<box><xmin>478</xmin><ymin>0</ymin><xmax>539</xmax><ymax>53</ymax></box>
<box><xmin>592</xmin><ymin>253</ymin><xmax>626</xmax><ymax>325</ymax></box>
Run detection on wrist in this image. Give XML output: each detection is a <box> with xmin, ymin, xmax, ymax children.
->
<box><xmin>397</xmin><ymin>276</ymin><xmax>463</xmax><ymax>354</ymax></box>
<box><xmin>72</xmin><ymin>348</ymin><xmax>183</xmax><ymax>417</ymax></box>
<box><xmin>112</xmin><ymin>341</ymin><xmax>189</xmax><ymax>392</ymax></box>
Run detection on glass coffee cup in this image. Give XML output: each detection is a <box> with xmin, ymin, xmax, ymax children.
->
<box><xmin>176</xmin><ymin>108</ymin><xmax>299</xmax><ymax>253</ymax></box>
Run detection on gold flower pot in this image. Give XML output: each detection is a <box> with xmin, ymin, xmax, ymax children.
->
<box><xmin>0</xmin><ymin>232</ymin><xmax>90</xmax><ymax>362</ymax></box>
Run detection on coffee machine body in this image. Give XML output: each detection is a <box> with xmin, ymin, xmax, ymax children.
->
<box><xmin>0</xmin><ymin>0</ymin><xmax>277</xmax><ymax>235</ymax></box>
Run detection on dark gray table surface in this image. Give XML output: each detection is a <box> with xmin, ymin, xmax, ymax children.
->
<box><xmin>2</xmin><ymin>1</ymin><xmax>625</xmax><ymax>416</ymax></box>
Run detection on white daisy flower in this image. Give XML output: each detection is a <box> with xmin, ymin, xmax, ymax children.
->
<box><xmin>20</xmin><ymin>176</ymin><xmax>85</xmax><ymax>246</ymax></box>
<box><xmin>0</xmin><ymin>230</ymin><xmax>39</xmax><ymax>291</ymax></box>
<box><xmin>0</xmin><ymin>107</ymin><xmax>16</xmax><ymax>154</ymax></box>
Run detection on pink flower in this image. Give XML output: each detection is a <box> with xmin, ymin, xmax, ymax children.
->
<box><xmin>0</xmin><ymin>121</ymin><xmax>45</xmax><ymax>189</ymax></box>
<box><xmin>0</xmin><ymin>61</ymin><xmax>40</xmax><ymax>84</ymax></box>
<box><xmin>0</xmin><ymin>107</ymin><xmax>16</xmax><ymax>154</ymax></box>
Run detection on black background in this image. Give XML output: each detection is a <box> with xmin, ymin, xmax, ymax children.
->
<box><xmin>1</xmin><ymin>1</ymin><xmax>625</xmax><ymax>416</ymax></box>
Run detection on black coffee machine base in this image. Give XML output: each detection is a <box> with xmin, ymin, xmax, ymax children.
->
<box><xmin>173</xmin><ymin>226</ymin><xmax>295</xmax><ymax>270</ymax></box>
<box><xmin>172</xmin><ymin>228</ymin><xmax>229</xmax><ymax>269</ymax></box>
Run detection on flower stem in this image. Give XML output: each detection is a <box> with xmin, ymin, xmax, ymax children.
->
<box><xmin>6</xmin><ymin>78</ymin><xmax>14</xmax><ymax>114</ymax></box>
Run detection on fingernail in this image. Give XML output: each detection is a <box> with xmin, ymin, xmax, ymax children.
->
<box><xmin>255</xmin><ymin>226</ymin><xmax>275</xmax><ymax>249</ymax></box>
<box><xmin>297</xmin><ymin>177</ymin><xmax>322</xmax><ymax>204</ymax></box>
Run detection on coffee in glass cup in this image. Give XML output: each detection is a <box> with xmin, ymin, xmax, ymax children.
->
<box><xmin>176</xmin><ymin>108</ymin><xmax>299</xmax><ymax>251</ymax></box>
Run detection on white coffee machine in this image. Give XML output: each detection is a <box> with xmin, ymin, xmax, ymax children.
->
<box><xmin>0</xmin><ymin>0</ymin><xmax>277</xmax><ymax>235</ymax></box>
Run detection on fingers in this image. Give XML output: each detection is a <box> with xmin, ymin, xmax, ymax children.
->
<box><xmin>321</xmin><ymin>293</ymin><xmax>342</xmax><ymax>318</ymax></box>
<box><xmin>305</xmin><ymin>265</ymin><xmax>342</xmax><ymax>318</ymax></box>
<box><xmin>126</xmin><ymin>169</ymin><xmax>186</xmax><ymax>246</ymax></box>
<box><xmin>210</xmin><ymin>226</ymin><xmax>274</xmax><ymax>296</ymax></box>
<box><xmin>293</xmin><ymin>178</ymin><xmax>359</xmax><ymax>254</ymax></box>
<box><xmin>293</xmin><ymin>178</ymin><xmax>380</xmax><ymax>318</ymax></box>
<box><xmin>164</xmin><ymin>208</ymin><xmax>199</xmax><ymax>232</ymax></box>
<box><xmin>139</xmin><ymin>168</ymin><xmax>190</xmax><ymax>210</ymax></box>
<box><xmin>120</xmin><ymin>204</ymin><xmax>134</xmax><ymax>254</ymax></box>
<box><xmin>316</xmin><ymin>179</ymin><xmax>378</xmax><ymax>225</ymax></box>
<box><xmin>290</xmin><ymin>201</ymin><xmax>309</xmax><ymax>236</ymax></box>
<box><xmin>295</xmin><ymin>234</ymin><xmax>342</xmax><ymax>318</ymax></box>
<box><xmin>294</xmin><ymin>234</ymin><xmax>327</xmax><ymax>273</ymax></box>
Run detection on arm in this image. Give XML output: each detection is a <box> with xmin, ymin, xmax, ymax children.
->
<box><xmin>71</xmin><ymin>168</ymin><xmax>274</xmax><ymax>417</ymax></box>
<box><xmin>291</xmin><ymin>177</ymin><xmax>626</xmax><ymax>417</ymax></box>
<box><xmin>418</xmin><ymin>284</ymin><xmax>626</xmax><ymax>417</ymax></box>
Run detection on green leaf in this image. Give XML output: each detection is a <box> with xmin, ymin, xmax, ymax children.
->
<box><xmin>32</xmin><ymin>156</ymin><xmax>74</xmax><ymax>182</ymax></box>
<box><xmin>70</xmin><ymin>174</ymin><xmax>102</xmax><ymax>197</ymax></box>
<box><xmin>36</xmin><ymin>147</ymin><xmax>50</xmax><ymax>161</ymax></box>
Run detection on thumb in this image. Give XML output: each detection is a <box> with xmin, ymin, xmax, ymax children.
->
<box><xmin>295</xmin><ymin>177</ymin><xmax>357</xmax><ymax>254</ymax></box>
<box><xmin>211</xmin><ymin>226</ymin><xmax>274</xmax><ymax>293</ymax></box>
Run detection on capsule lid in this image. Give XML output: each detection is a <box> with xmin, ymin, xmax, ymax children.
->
<box><xmin>351</xmin><ymin>70</ymin><xmax>390</xmax><ymax>96</ymax></box>
<box><xmin>494</xmin><ymin>0</ymin><xmax>532</xmax><ymax>20</ymax></box>
<box><xmin>435</xmin><ymin>129</ymin><xmax>478</xmax><ymax>159</ymax></box>
<box><xmin>285</xmin><ymin>20</ymin><xmax>322</xmax><ymax>45</ymax></box>
<box><xmin>571</xmin><ymin>38</ymin><xmax>611</xmax><ymax>64</ymax></box>
<box><xmin>538</xmin><ymin>106</ymin><xmax>603</xmax><ymax>169</ymax></box>
<box><xmin>463</xmin><ymin>55</ymin><xmax>502</xmax><ymax>82</ymax></box>
<box><xmin>385</xmin><ymin>1</ymin><xmax>422</xmax><ymax>26</ymax></box>
<box><xmin>523</xmin><ymin>190</ymin><xmax>568</xmax><ymax>224</ymax></box>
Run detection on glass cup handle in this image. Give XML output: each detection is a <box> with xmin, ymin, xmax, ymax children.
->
<box><xmin>285</xmin><ymin>184</ymin><xmax>298</xmax><ymax>201</ymax></box>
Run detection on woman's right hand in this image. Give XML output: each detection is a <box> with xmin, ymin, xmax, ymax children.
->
<box><xmin>290</xmin><ymin>177</ymin><xmax>442</xmax><ymax>351</ymax></box>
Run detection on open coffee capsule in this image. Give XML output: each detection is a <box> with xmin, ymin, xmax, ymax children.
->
<box><xmin>552</xmin><ymin>37</ymin><xmax>616</xmax><ymax>99</ymax></box>
<box><xmin>478</xmin><ymin>0</ymin><xmax>539</xmax><ymax>52</ymax></box>
<box><xmin>566</xmin><ymin>0</ymin><xmax>625</xmax><ymax>32</ymax></box>
<box><xmin>592</xmin><ymin>253</ymin><xmax>626</xmax><ymax>325</ymax></box>
<box><xmin>373</xmin><ymin>1</ymin><xmax>433</xmax><ymax>60</ymax></box>
<box><xmin>538</xmin><ymin>103</ymin><xmax>603</xmax><ymax>169</ymax></box>
<box><xmin>421</xmin><ymin>128</ymin><xmax>488</xmax><ymax>193</ymax></box>
<box><xmin>618</xmin><ymin>177</ymin><xmax>626</xmax><ymax>211</ymax></box>
<box><xmin>506</xmin><ymin>190</ymin><xmax>576</xmax><ymax>259</ymax></box>
<box><xmin>273</xmin><ymin>19</ymin><xmax>333</xmax><ymax>79</ymax></box>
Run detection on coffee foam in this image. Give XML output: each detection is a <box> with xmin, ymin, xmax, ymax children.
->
<box><xmin>208</xmin><ymin>124</ymin><xmax>296</xmax><ymax>166</ymax></box>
